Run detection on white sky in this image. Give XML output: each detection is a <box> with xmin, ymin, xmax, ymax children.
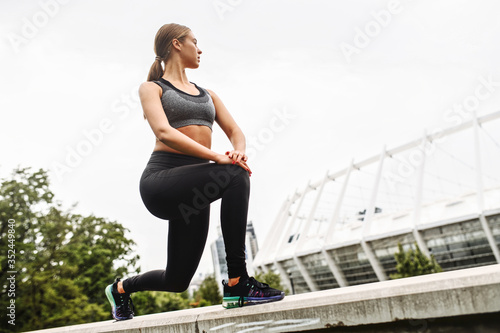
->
<box><xmin>1</xmin><ymin>0</ymin><xmax>500</xmax><ymax>277</ymax></box>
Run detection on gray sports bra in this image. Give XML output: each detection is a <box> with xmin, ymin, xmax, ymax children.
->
<box><xmin>153</xmin><ymin>78</ymin><xmax>216</xmax><ymax>130</ymax></box>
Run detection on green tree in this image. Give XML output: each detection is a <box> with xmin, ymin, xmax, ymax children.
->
<box><xmin>0</xmin><ymin>167</ymin><xmax>139</xmax><ymax>332</ymax></box>
<box><xmin>193</xmin><ymin>274</ymin><xmax>222</xmax><ymax>306</ymax></box>
<box><xmin>390</xmin><ymin>242</ymin><xmax>442</xmax><ymax>279</ymax></box>
<box><xmin>254</xmin><ymin>270</ymin><xmax>289</xmax><ymax>295</ymax></box>
<box><xmin>133</xmin><ymin>290</ymin><xmax>190</xmax><ymax>315</ymax></box>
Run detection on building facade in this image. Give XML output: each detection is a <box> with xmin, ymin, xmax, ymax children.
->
<box><xmin>253</xmin><ymin>111</ymin><xmax>500</xmax><ymax>294</ymax></box>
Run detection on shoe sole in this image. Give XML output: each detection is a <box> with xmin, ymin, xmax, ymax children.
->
<box><xmin>222</xmin><ymin>292</ymin><xmax>285</xmax><ymax>309</ymax></box>
<box><xmin>105</xmin><ymin>284</ymin><xmax>132</xmax><ymax>321</ymax></box>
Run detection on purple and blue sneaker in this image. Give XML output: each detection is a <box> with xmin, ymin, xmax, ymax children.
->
<box><xmin>105</xmin><ymin>278</ymin><xmax>134</xmax><ymax>321</ymax></box>
<box><xmin>222</xmin><ymin>276</ymin><xmax>285</xmax><ymax>308</ymax></box>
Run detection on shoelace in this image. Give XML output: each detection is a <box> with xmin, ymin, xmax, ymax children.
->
<box><xmin>247</xmin><ymin>278</ymin><xmax>276</xmax><ymax>297</ymax></box>
<box><xmin>116</xmin><ymin>294</ymin><xmax>134</xmax><ymax>317</ymax></box>
<box><xmin>247</xmin><ymin>277</ymin><xmax>270</xmax><ymax>289</ymax></box>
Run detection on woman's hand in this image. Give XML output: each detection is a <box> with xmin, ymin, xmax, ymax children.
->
<box><xmin>225</xmin><ymin>150</ymin><xmax>247</xmax><ymax>163</ymax></box>
<box><xmin>214</xmin><ymin>152</ymin><xmax>252</xmax><ymax>176</ymax></box>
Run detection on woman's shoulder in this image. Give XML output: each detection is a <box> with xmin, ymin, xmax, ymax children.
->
<box><xmin>139</xmin><ymin>80</ymin><xmax>164</xmax><ymax>98</ymax></box>
<box><xmin>140</xmin><ymin>80</ymin><xmax>163</xmax><ymax>89</ymax></box>
<box><xmin>203</xmin><ymin>88</ymin><xmax>221</xmax><ymax>101</ymax></box>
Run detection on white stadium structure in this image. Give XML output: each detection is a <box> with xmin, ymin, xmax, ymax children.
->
<box><xmin>252</xmin><ymin>111</ymin><xmax>500</xmax><ymax>294</ymax></box>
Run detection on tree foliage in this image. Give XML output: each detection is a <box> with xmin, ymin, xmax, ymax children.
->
<box><xmin>193</xmin><ymin>274</ymin><xmax>222</xmax><ymax>306</ymax></box>
<box><xmin>390</xmin><ymin>242</ymin><xmax>442</xmax><ymax>279</ymax></box>
<box><xmin>0</xmin><ymin>167</ymin><xmax>250</xmax><ymax>331</ymax></box>
<box><xmin>254</xmin><ymin>270</ymin><xmax>289</xmax><ymax>295</ymax></box>
<box><xmin>132</xmin><ymin>275</ymin><xmax>221</xmax><ymax>316</ymax></box>
<box><xmin>0</xmin><ymin>167</ymin><xmax>139</xmax><ymax>332</ymax></box>
<box><xmin>133</xmin><ymin>290</ymin><xmax>191</xmax><ymax>315</ymax></box>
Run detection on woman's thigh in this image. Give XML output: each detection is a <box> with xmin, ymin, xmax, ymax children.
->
<box><xmin>140</xmin><ymin>162</ymin><xmax>246</xmax><ymax>220</ymax></box>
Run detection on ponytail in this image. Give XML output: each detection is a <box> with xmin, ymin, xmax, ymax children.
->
<box><xmin>146</xmin><ymin>23</ymin><xmax>191</xmax><ymax>82</ymax></box>
<box><xmin>147</xmin><ymin>57</ymin><xmax>165</xmax><ymax>82</ymax></box>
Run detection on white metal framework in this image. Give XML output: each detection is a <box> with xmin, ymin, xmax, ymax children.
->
<box><xmin>253</xmin><ymin>111</ymin><xmax>500</xmax><ymax>294</ymax></box>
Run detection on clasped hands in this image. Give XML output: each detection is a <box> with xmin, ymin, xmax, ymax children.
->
<box><xmin>215</xmin><ymin>150</ymin><xmax>252</xmax><ymax>176</ymax></box>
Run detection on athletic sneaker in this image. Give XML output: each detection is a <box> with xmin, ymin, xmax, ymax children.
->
<box><xmin>105</xmin><ymin>278</ymin><xmax>134</xmax><ymax>321</ymax></box>
<box><xmin>222</xmin><ymin>276</ymin><xmax>285</xmax><ymax>308</ymax></box>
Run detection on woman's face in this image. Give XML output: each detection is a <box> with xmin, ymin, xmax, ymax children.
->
<box><xmin>178</xmin><ymin>31</ymin><xmax>202</xmax><ymax>69</ymax></box>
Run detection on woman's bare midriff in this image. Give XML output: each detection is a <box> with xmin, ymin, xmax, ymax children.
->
<box><xmin>153</xmin><ymin>125</ymin><xmax>212</xmax><ymax>154</ymax></box>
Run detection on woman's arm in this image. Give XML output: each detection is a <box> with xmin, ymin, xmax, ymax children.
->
<box><xmin>139</xmin><ymin>82</ymin><xmax>227</xmax><ymax>163</ymax></box>
<box><xmin>208</xmin><ymin>89</ymin><xmax>248</xmax><ymax>164</ymax></box>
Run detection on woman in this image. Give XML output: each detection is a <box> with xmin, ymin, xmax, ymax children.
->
<box><xmin>105</xmin><ymin>23</ymin><xmax>284</xmax><ymax>321</ymax></box>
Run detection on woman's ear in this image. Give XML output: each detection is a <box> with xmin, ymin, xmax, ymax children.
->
<box><xmin>172</xmin><ymin>38</ymin><xmax>182</xmax><ymax>51</ymax></box>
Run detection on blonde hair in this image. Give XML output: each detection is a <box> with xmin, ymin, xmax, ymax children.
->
<box><xmin>146</xmin><ymin>23</ymin><xmax>191</xmax><ymax>82</ymax></box>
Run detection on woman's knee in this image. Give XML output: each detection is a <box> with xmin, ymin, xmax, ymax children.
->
<box><xmin>164</xmin><ymin>277</ymin><xmax>190</xmax><ymax>293</ymax></box>
<box><xmin>168</xmin><ymin>283</ymin><xmax>189</xmax><ymax>293</ymax></box>
<box><xmin>210</xmin><ymin>164</ymin><xmax>249</xmax><ymax>190</ymax></box>
<box><xmin>228</xmin><ymin>165</ymin><xmax>250</xmax><ymax>188</ymax></box>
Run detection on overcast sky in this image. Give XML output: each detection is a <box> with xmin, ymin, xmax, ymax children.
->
<box><xmin>2</xmin><ymin>0</ymin><xmax>500</xmax><ymax>276</ymax></box>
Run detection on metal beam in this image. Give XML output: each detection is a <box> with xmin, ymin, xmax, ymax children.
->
<box><xmin>293</xmin><ymin>256</ymin><xmax>319</xmax><ymax>292</ymax></box>
<box><xmin>320</xmin><ymin>160</ymin><xmax>355</xmax><ymax>287</ymax></box>
<box><xmin>321</xmin><ymin>248</ymin><xmax>348</xmax><ymax>287</ymax></box>
<box><xmin>473</xmin><ymin>112</ymin><xmax>500</xmax><ymax>262</ymax></box>
<box><xmin>296</xmin><ymin>171</ymin><xmax>330</xmax><ymax>251</ymax></box>
<box><xmin>325</xmin><ymin>159</ymin><xmax>355</xmax><ymax>244</ymax></box>
<box><xmin>253</xmin><ymin>197</ymin><xmax>291</xmax><ymax>267</ymax></box>
<box><xmin>412</xmin><ymin>132</ymin><xmax>431</xmax><ymax>257</ymax></box>
<box><xmin>360</xmin><ymin>240</ymin><xmax>386</xmax><ymax>281</ymax></box>
<box><xmin>304</xmin><ymin>110</ymin><xmax>500</xmax><ymax>195</ymax></box>
<box><xmin>361</xmin><ymin>147</ymin><xmax>388</xmax><ymax>281</ymax></box>
<box><xmin>262</xmin><ymin>194</ymin><xmax>297</xmax><ymax>265</ymax></box>
<box><xmin>275</xmin><ymin>183</ymin><xmax>311</xmax><ymax>255</ymax></box>
<box><xmin>362</xmin><ymin>147</ymin><xmax>386</xmax><ymax>238</ymax></box>
<box><xmin>273</xmin><ymin>260</ymin><xmax>293</xmax><ymax>294</ymax></box>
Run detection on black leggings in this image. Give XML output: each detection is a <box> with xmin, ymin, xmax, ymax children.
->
<box><xmin>122</xmin><ymin>151</ymin><xmax>250</xmax><ymax>293</ymax></box>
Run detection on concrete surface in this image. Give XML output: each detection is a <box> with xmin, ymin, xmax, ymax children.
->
<box><xmin>26</xmin><ymin>264</ymin><xmax>500</xmax><ymax>333</ymax></box>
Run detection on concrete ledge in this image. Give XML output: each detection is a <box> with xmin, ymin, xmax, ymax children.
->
<box><xmin>27</xmin><ymin>264</ymin><xmax>500</xmax><ymax>333</ymax></box>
